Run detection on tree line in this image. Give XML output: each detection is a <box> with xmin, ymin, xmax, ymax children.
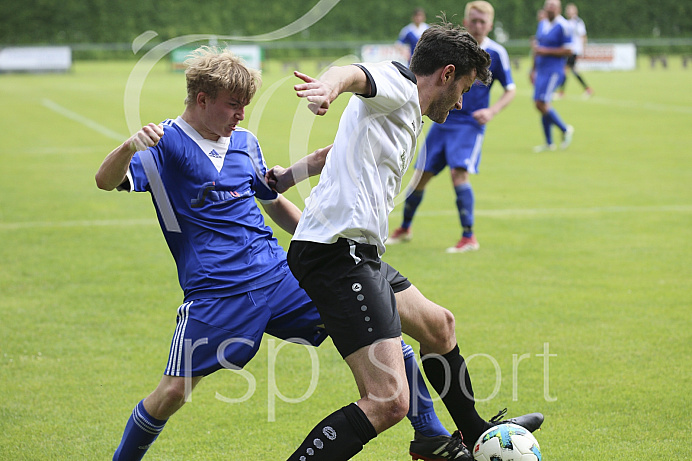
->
<box><xmin>1</xmin><ymin>0</ymin><xmax>690</xmax><ymax>47</ymax></box>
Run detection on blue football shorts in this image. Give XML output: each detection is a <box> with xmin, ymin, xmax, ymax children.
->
<box><xmin>416</xmin><ymin>122</ymin><xmax>485</xmax><ymax>175</ymax></box>
<box><xmin>164</xmin><ymin>268</ymin><xmax>327</xmax><ymax>377</ymax></box>
<box><xmin>533</xmin><ymin>69</ymin><xmax>564</xmax><ymax>102</ymax></box>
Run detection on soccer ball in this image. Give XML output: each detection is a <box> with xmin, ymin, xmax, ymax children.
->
<box><xmin>472</xmin><ymin>423</ymin><xmax>542</xmax><ymax>461</ymax></box>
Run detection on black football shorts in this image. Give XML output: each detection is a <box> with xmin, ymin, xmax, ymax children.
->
<box><xmin>287</xmin><ymin>238</ymin><xmax>404</xmax><ymax>358</ymax></box>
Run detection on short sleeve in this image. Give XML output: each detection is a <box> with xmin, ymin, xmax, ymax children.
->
<box><xmin>490</xmin><ymin>46</ymin><xmax>515</xmax><ymax>90</ymax></box>
<box><xmin>353</xmin><ymin>62</ymin><xmax>416</xmax><ymax>114</ymax></box>
<box><xmin>246</xmin><ymin>131</ymin><xmax>279</xmax><ymax>203</ymax></box>
<box><xmin>126</xmin><ymin>123</ymin><xmax>174</xmax><ymax>193</ymax></box>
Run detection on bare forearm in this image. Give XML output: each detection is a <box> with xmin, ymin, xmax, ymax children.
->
<box><xmin>261</xmin><ymin>195</ymin><xmax>302</xmax><ymax>235</ymax></box>
<box><xmin>95</xmin><ymin>141</ymin><xmax>135</xmax><ymax>190</ymax></box>
<box><xmin>320</xmin><ymin>65</ymin><xmax>370</xmax><ymax>96</ymax></box>
<box><xmin>267</xmin><ymin>144</ymin><xmax>332</xmax><ymax>193</ymax></box>
<box><xmin>95</xmin><ymin>123</ymin><xmax>164</xmax><ymax>191</ymax></box>
<box><xmin>535</xmin><ymin>46</ymin><xmax>573</xmax><ymax>57</ymax></box>
<box><xmin>294</xmin><ymin>66</ymin><xmax>369</xmax><ymax>116</ymax></box>
<box><xmin>490</xmin><ymin>88</ymin><xmax>516</xmax><ymax>115</ymax></box>
<box><xmin>287</xmin><ymin>144</ymin><xmax>331</xmax><ymax>184</ymax></box>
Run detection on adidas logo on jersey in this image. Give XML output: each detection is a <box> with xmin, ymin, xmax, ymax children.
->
<box><xmin>208</xmin><ymin>149</ymin><xmax>222</xmax><ymax>158</ymax></box>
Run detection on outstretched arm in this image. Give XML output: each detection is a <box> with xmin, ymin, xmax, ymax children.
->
<box><xmin>532</xmin><ymin>43</ymin><xmax>573</xmax><ymax>58</ymax></box>
<box><xmin>260</xmin><ymin>195</ymin><xmax>303</xmax><ymax>235</ymax></box>
<box><xmin>95</xmin><ymin>123</ymin><xmax>164</xmax><ymax>190</ymax></box>
<box><xmin>294</xmin><ymin>65</ymin><xmax>370</xmax><ymax>116</ymax></box>
<box><xmin>266</xmin><ymin>144</ymin><xmax>332</xmax><ymax>193</ymax></box>
<box><xmin>472</xmin><ymin>86</ymin><xmax>516</xmax><ymax>125</ymax></box>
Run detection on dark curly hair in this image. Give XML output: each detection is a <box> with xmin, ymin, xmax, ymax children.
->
<box><xmin>410</xmin><ymin>16</ymin><xmax>492</xmax><ymax>86</ymax></box>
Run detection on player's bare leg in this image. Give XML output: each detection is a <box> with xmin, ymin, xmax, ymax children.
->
<box><xmin>113</xmin><ymin>375</ymin><xmax>202</xmax><ymax>460</ymax></box>
<box><xmin>287</xmin><ymin>338</ymin><xmax>409</xmax><ymax>460</ymax></box>
<box><xmin>396</xmin><ymin>286</ymin><xmax>543</xmax><ymax>447</ymax></box>
<box><xmin>144</xmin><ymin>374</ymin><xmax>203</xmax><ymax>420</ymax></box>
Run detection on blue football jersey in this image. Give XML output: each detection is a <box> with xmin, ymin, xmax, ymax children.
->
<box><xmin>398</xmin><ymin>22</ymin><xmax>429</xmax><ymax>58</ymax></box>
<box><xmin>434</xmin><ymin>38</ymin><xmax>515</xmax><ymax>131</ymax></box>
<box><xmin>126</xmin><ymin>117</ymin><xmax>287</xmax><ymax>301</ymax></box>
<box><xmin>535</xmin><ymin>16</ymin><xmax>572</xmax><ymax>72</ymax></box>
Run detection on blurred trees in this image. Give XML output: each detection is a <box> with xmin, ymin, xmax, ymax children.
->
<box><xmin>1</xmin><ymin>0</ymin><xmax>690</xmax><ymax>45</ymax></box>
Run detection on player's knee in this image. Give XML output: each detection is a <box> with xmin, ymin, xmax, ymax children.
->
<box><xmin>159</xmin><ymin>380</ymin><xmax>190</xmax><ymax>411</ymax></box>
<box><xmin>436</xmin><ymin>308</ymin><xmax>457</xmax><ymax>349</ymax></box>
<box><xmin>379</xmin><ymin>393</ymin><xmax>409</xmax><ymax>427</ymax></box>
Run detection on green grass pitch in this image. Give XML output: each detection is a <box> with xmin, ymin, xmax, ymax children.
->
<box><xmin>0</xmin><ymin>56</ymin><xmax>690</xmax><ymax>460</ymax></box>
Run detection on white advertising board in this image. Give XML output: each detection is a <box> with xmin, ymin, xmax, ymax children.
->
<box><xmin>360</xmin><ymin>44</ymin><xmax>410</xmax><ymax>65</ymax></box>
<box><xmin>0</xmin><ymin>46</ymin><xmax>72</xmax><ymax>72</ymax></box>
<box><xmin>227</xmin><ymin>44</ymin><xmax>263</xmax><ymax>71</ymax></box>
<box><xmin>577</xmin><ymin>43</ymin><xmax>637</xmax><ymax>71</ymax></box>
<box><xmin>171</xmin><ymin>44</ymin><xmax>262</xmax><ymax>71</ymax></box>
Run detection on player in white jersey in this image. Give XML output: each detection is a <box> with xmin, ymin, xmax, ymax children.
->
<box><xmin>389</xmin><ymin>1</ymin><xmax>516</xmax><ymax>253</ymax></box>
<box><xmin>96</xmin><ymin>46</ymin><xmax>469</xmax><ymax>461</ymax></box>
<box><xmin>557</xmin><ymin>2</ymin><xmax>592</xmax><ymax>98</ymax></box>
<box><xmin>277</xmin><ymin>21</ymin><xmax>542</xmax><ymax>461</ymax></box>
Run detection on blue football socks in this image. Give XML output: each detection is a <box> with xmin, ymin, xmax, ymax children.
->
<box><xmin>402</xmin><ymin>340</ymin><xmax>450</xmax><ymax>437</ymax></box>
<box><xmin>542</xmin><ymin>108</ymin><xmax>568</xmax><ymax>145</ymax></box>
<box><xmin>402</xmin><ymin>189</ymin><xmax>425</xmax><ymax>229</ymax></box>
<box><xmin>547</xmin><ymin>108</ymin><xmax>567</xmax><ymax>132</ymax></box>
<box><xmin>113</xmin><ymin>400</ymin><xmax>167</xmax><ymax>461</ymax></box>
<box><xmin>454</xmin><ymin>183</ymin><xmax>475</xmax><ymax>238</ymax></box>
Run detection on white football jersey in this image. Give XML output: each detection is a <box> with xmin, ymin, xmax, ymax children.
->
<box><xmin>293</xmin><ymin>61</ymin><xmax>422</xmax><ymax>255</ymax></box>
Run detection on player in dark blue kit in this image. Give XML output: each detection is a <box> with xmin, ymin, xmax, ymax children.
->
<box><xmin>95</xmin><ymin>46</ymin><xmax>468</xmax><ymax>461</ymax></box>
<box><xmin>390</xmin><ymin>1</ymin><xmax>516</xmax><ymax>253</ymax></box>
<box><xmin>531</xmin><ymin>0</ymin><xmax>575</xmax><ymax>152</ymax></box>
<box><xmin>397</xmin><ymin>7</ymin><xmax>429</xmax><ymax>63</ymax></box>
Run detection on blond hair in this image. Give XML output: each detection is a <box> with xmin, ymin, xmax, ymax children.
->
<box><xmin>464</xmin><ymin>1</ymin><xmax>495</xmax><ymax>23</ymax></box>
<box><xmin>183</xmin><ymin>46</ymin><xmax>261</xmax><ymax>106</ymax></box>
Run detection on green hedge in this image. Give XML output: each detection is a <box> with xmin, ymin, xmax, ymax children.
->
<box><xmin>2</xmin><ymin>0</ymin><xmax>691</xmax><ymax>46</ymax></box>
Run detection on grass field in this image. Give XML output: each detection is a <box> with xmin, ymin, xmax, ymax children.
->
<box><xmin>1</xmin><ymin>55</ymin><xmax>691</xmax><ymax>460</ymax></box>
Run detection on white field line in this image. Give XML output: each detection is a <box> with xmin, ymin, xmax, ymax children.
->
<box><xmin>41</xmin><ymin>99</ymin><xmax>127</xmax><ymax>141</ymax></box>
<box><xmin>415</xmin><ymin>204</ymin><xmax>692</xmax><ymax>218</ymax></box>
<box><xmin>2</xmin><ymin>205</ymin><xmax>691</xmax><ymax>231</ymax></box>
<box><xmin>0</xmin><ymin>218</ymin><xmax>155</xmax><ymax>231</ymax></box>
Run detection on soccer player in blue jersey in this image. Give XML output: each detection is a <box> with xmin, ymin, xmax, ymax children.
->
<box><xmin>389</xmin><ymin>1</ymin><xmax>516</xmax><ymax>253</ymax></box>
<box><xmin>95</xmin><ymin>46</ymin><xmax>467</xmax><ymax>460</ymax></box>
<box><xmin>397</xmin><ymin>7</ymin><xmax>429</xmax><ymax>62</ymax></box>
<box><xmin>276</xmin><ymin>20</ymin><xmax>542</xmax><ymax>461</ymax></box>
<box><xmin>531</xmin><ymin>0</ymin><xmax>575</xmax><ymax>152</ymax></box>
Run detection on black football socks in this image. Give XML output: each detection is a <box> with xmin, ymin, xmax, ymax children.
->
<box><xmin>287</xmin><ymin>403</ymin><xmax>377</xmax><ymax>460</ymax></box>
<box><xmin>422</xmin><ymin>344</ymin><xmax>490</xmax><ymax>446</ymax></box>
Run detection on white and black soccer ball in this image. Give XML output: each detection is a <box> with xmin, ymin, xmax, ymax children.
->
<box><xmin>472</xmin><ymin>423</ymin><xmax>542</xmax><ymax>461</ymax></box>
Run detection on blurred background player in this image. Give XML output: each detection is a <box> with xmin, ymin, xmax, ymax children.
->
<box><xmin>557</xmin><ymin>2</ymin><xmax>592</xmax><ymax>98</ymax></box>
<box><xmin>529</xmin><ymin>8</ymin><xmax>547</xmax><ymax>85</ymax></box>
<box><xmin>389</xmin><ymin>1</ymin><xmax>516</xmax><ymax>253</ymax></box>
<box><xmin>397</xmin><ymin>7</ymin><xmax>429</xmax><ymax>63</ymax></box>
<box><xmin>531</xmin><ymin>0</ymin><xmax>575</xmax><ymax>152</ymax></box>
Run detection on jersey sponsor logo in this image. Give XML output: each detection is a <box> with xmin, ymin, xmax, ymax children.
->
<box><xmin>190</xmin><ymin>181</ymin><xmax>252</xmax><ymax>208</ymax></box>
